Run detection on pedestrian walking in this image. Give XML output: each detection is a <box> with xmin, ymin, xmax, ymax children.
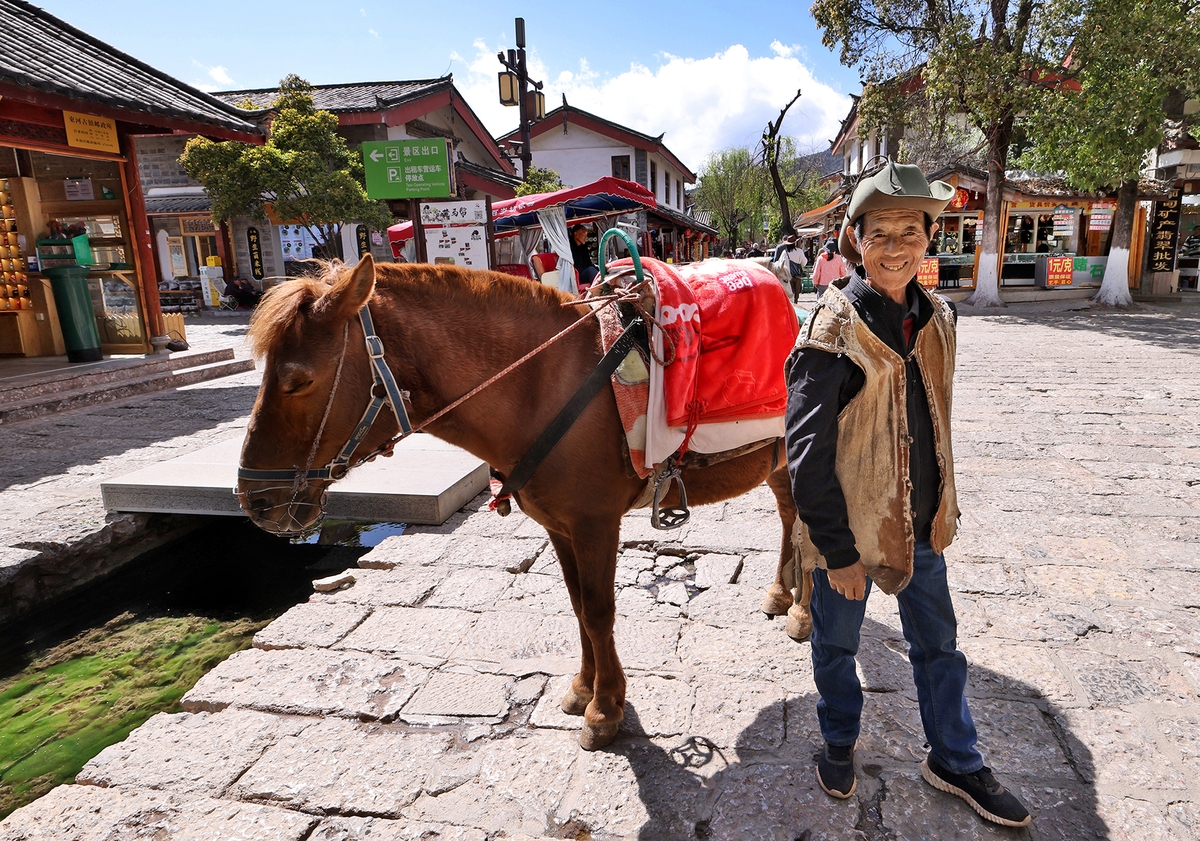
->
<box><xmin>772</xmin><ymin>234</ymin><xmax>810</xmax><ymax>302</ymax></box>
<box><xmin>783</xmin><ymin>161</ymin><xmax>1032</xmax><ymax>828</ymax></box>
<box><xmin>809</xmin><ymin>239</ymin><xmax>851</xmax><ymax>299</ymax></box>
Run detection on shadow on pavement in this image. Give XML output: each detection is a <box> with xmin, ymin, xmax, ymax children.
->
<box><xmin>606</xmin><ymin>618</ymin><xmax>1104</xmax><ymax>840</ymax></box>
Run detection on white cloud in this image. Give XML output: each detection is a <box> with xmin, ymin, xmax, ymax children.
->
<box><xmin>191</xmin><ymin>60</ymin><xmax>234</xmax><ymax>91</ymax></box>
<box><xmin>452</xmin><ymin>41</ymin><xmax>850</xmax><ymax>174</ymax></box>
<box><xmin>368</xmin><ymin>28</ymin><xmax>379</xmax><ymax>39</ymax></box>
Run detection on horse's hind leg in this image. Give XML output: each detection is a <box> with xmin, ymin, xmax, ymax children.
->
<box><xmin>546</xmin><ymin>531</ymin><xmax>595</xmax><ymax>716</ymax></box>
<box><xmin>762</xmin><ymin>461</ymin><xmax>797</xmax><ymax>615</ymax></box>
<box><xmin>764</xmin><ymin>462</ymin><xmax>812</xmax><ymax>640</ymax></box>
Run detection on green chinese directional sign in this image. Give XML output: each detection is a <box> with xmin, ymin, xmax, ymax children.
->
<box><xmin>362</xmin><ymin>139</ymin><xmax>454</xmax><ymax>200</ymax></box>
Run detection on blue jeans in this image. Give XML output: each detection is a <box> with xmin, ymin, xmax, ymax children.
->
<box><xmin>809</xmin><ymin>540</ymin><xmax>984</xmax><ymax>774</ymax></box>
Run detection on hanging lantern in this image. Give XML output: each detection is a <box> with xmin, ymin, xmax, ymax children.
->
<box><xmin>498</xmin><ymin>71</ymin><xmax>519</xmax><ymax>107</ymax></box>
<box><xmin>534</xmin><ymin>90</ymin><xmax>546</xmax><ymax>120</ymax></box>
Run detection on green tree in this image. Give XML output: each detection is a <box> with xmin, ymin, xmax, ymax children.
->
<box><xmin>812</xmin><ymin>0</ymin><xmax>1054</xmax><ymax>306</ymax></box>
<box><xmin>693</xmin><ymin>147</ymin><xmax>767</xmax><ymax>248</ymax></box>
<box><xmin>1021</xmin><ymin>0</ymin><xmax>1200</xmax><ymax>306</ymax></box>
<box><xmin>516</xmin><ymin>165</ymin><xmax>565</xmax><ymax>196</ymax></box>
<box><xmin>180</xmin><ymin>74</ymin><xmax>392</xmax><ymax>259</ymax></box>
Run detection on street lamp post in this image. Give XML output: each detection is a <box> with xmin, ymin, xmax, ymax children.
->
<box><xmin>497</xmin><ymin>17</ymin><xmax>544</xmax><ymax>180</ymax></box>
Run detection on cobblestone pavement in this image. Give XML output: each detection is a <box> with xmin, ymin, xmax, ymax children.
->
<box><xmin>0</xmin><ymin>315</ymin><xmax>259</xmax><ymax>620</ymax></box>
<box><xmin>3</xmin><ymin>297</ymin><xmax>1200</xmax><ymax>839</ymax></box>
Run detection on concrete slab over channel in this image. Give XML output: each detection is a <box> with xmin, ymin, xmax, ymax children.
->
<box><xmin>100</xmin><ymin>433</ymin><xmax>488</xmax><ymax>525</ymax></box>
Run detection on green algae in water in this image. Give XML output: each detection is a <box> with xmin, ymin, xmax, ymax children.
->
<box><xmin>0</xmin><ymin>518</ymin><xmax>368</xmax><ymax>820</ymax></box>
<box><xmin>0</xmin><ymin>612</ymin><xmax>264</xmax><ymax>818</ymax></box>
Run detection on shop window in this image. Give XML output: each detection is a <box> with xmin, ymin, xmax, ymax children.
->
<box><xmin>676</xmin><ymin>180</ymin><xmax>682</xmax><ymax>209</ymax></box>
<box><xmin>612</xmin><ymin>155</ymin><xmax>630</xmax><ymax>180</ymax></box>
<box><xmin>650</xmin><ymin>162</ymin><xmax>657</xmax><ymax>196</ymax></box>
<box><xmin>664</xmin><ymin>176</ymin><xmax>670</xmax><ymax>205</ymax></box>
<box><xmin>1006</xmin><ymin>215</ymin><xmax>1035</xmax><ymax>252</ymax></box>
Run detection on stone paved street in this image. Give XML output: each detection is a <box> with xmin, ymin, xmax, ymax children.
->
<box><xmin>3</xmin><ymin>297</ymin><xmax>1200</xmax><ymax>839</ymax></box>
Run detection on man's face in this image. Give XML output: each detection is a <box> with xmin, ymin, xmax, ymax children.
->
<box><xmin>573</xmin><ymin>228</ymin><xmax>587</xmax><ymax>244</ymax></box>
<box><xmin>848</xmin><ymin>209</ymin><xmax>937</xmax><ymax>302</ymax></box>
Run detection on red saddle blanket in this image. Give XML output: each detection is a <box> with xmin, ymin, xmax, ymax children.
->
<box><xmin>618</xmin><ymin>257</ymin><xmax>799</xmax><ymax>429</ymax></box>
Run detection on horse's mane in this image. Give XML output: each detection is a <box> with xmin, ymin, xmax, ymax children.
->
<box><xmin>246</xmin><ymin>260</ymin><xmax>575</xmax><ymax>359</ymax></box>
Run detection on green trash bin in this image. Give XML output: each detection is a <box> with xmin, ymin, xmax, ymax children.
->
<box><xmin>44</xmin><ymin>266</ymin><xmax>102</xmax><ymax>363</ymax></box>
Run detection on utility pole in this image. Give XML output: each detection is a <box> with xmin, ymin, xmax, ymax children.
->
<box><xmin>497</xmin><ymin>17</ymin><xmax>544</xmax><ymax>180</ymax></box>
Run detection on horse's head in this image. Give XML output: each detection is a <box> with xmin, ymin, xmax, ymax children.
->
<box><xmin>237</xmin><ymin>255</ymin><xmax>381</xmax><ymax>536</ymax></box>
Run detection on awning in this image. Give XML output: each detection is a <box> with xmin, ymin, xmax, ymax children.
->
<box><xmin>387</xmin><ymin>176</ymin><xmax>656</xmax><ymax>243</ymax></box>
<box><xmin>796</xmin><ymin>197</ymin><xmax>847</xmax><ymax>227</ymax></box>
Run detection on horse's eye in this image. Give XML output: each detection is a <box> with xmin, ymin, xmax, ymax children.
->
<box><xmin>282</xmin><ymin>379</ymin><xmax>313</xmax><ymax>395</ymax></box>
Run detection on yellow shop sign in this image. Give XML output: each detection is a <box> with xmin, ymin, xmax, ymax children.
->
<box><xmin>63</xmin><ymin>111</ymin><xmax>120</xmax><ymax>154</ymax></box>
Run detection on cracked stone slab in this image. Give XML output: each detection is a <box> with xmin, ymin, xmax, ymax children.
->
<box><xmin>404</xmin><ymin>731</ymin><xmax>579</xmax><ymax>836</ymax></box>
<box><xmin>253</xmin><ymin>601</ymin><xmax>371</xmax><ymax>650</ymax></box>
<box><xmin>455</xmin><ymin>610</ymin><xmax>579</xmax><ymax>674</ymax></box>
<box><xmin>335</xmin><ymin>606</ymin><xmax>477</xmax><ymax>665</ymax></box>
<box><xmin>77</xmin><ymin>709</ymin><xmax>307</xmax><ymax>795</ymax></box>
<box><xmin>0</xmin><ymin>784</ymin><xmax>317</xmax><ymax>840</ymax></box>
<box><xmin>614</xmin><ymin>616</ymin><xmax>682</xmax><ymax>671</ymax></box>
<box><xmin>959</xmin><ymin>639</ymin><xmax>1077</xmax><ymax>703</ymax></box>
<box><xmin>359</xmin><ymin>533</ymin><xmax>457</xmax><ymax>568</ymax></box>
<box><xmin>685</xmin><ymin>583</ymin><xmax>770</xmax><ymax>628</ymax></box>
<box><xmin>706</xmin><ymin>762</ymin><xmax>863</xmax><ymax>841</ymax></box>
<box><xmin>229</xmin><ymin>718</ymin><xmax>453</xmax><ymax>817</ymax></box>
<box><xmin>1056</xmin><ymin>707</ymin><xmax>1187</xmax><ymax>792</ymax></box>
<box><xmin>181</xmin><ymin>647</ymin><xmax>428</xmax><ymax>720</ymax></box>
<box><xmin>400</xmin><ymin>670</ymin><xmax>511</xmax><ymax>719</ymax></box>
<box><xmin>691</xmin><ymin>678</ymin><xmax>785</xmax><ymax>752</ymax></box>
<box><xmin>309</xmin><ymin>816</ymin><xmax>487</xmax><ymax>840</ymax></box>
<box><xmin>432</xmin><ymin>535</ymin><xmax>548</xmax><ymax>570</ymax></box>
<box><xmin>424</xmin><ymin>566</ymin><xmax>515</xmax><ymax>610</ymax></box>
<box><xmin>1060</xmin><ymin>647</ymin><xmax>1194</xmax><ymax>705</ymax></box>
<box><xmin>678</xmin><ymin>622</ymin><xmax>812</xmax><ymax>690</ymax></box>
<box><xmin>556</xmin><ymin>736</ymin><xmax>717</xmax><ymax>841</ymax></box>
<box><xmin>322</xmin><ymin>567</ymin><xmax>443</xmax><ymax>607</ymax></box>
<box><xmin>693</xmin><ymin>553</ymin><xmax>743</xmax><ymax>589</ymax></box>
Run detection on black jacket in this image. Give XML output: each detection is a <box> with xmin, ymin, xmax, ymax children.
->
<box><xmin>784</xmin><ymin>275</ymin><xmax>953</xmax><ymax>569</ymax></box>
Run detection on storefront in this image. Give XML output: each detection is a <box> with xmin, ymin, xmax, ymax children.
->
<box><xmin>0</xmin><ymin>2</ymin><xmax>262</xmax><ymax>356</ymax></box>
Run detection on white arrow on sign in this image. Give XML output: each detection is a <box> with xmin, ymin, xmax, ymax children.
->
<box><xmin>369</xmin><ymin>149</ymin><xmax>384</xmax><ymax>162</ymax></box>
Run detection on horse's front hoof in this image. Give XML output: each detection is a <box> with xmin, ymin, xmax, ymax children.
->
<box><xmin>761</xmin><ymin>583</ymin><xmax>794</xmax><ymax>616</ymax></box>
<box><xmin>785</xmin><ymin>603</ymin><xmax>812</xmax><ymax>641</ymax></box>
<box><xmin>561</xmin><ymin>687</ymin><xmax>593</xmax><ymax>716</ymax></box>
<box><xmin>579</xmin><ymin>720</ymin><xmax>621</xmax><ymax>750</ymax></box>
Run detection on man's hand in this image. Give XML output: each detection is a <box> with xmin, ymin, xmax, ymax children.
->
<box><xmin>827</xmin><ymin>561</ymin><xmax>867</xmax><ymax>601</ymax></box>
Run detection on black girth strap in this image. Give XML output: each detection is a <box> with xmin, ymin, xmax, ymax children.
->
<box><xmin>498</xmin><ymin>318</ymin><xmax>645</xmax><ymax>498</ymax></box>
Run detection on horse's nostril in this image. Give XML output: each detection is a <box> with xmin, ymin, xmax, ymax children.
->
<box><xmin>248</xmin><ymin>495</ymin><xmax>273</xmax><ymax>516</ymax></box>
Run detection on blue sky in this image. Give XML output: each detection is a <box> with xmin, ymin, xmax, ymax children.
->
<box><xmin>37</xmin><ymin>0</ymin><xmax>860</xmax><ymax>171</ymax></box>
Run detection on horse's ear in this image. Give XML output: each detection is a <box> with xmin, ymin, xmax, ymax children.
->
<box><xmin>320</xmin><ymin>255</ymin><xmax>375</xmax><ymax>318</ymax></box>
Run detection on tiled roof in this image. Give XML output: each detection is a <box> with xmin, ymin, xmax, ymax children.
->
<box><xmin>456</xmin><ymin>158</ymin><xmax>522</xmax><ymax>189</ymax></box>
<box><xmin>214</xmin><ymin>78</ymin><xmax>451</xmax><ymax>113</ymax></box>
<box><xmin>145</xmin><ymin>195</ymin><xmax>211</xmax><ymax>214</ymax></box>
<box><xmin>0</xmin><ymin>0</ymin><xmax>261</xmax><ymax>135</ymax></box>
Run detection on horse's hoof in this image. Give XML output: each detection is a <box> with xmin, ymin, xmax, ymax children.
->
<box><xmin>579</xmin><ymin>720</ymin><xmax>621</xmax><ymax>750</ymax></box>
<box><xmin>786</xmin><ymin>603</ymin><xmax>812</xmax><ymax>641</ymax></box>
<box><xmin>561</xmin><ymin>687</ymin><xmax>593</xmax><ymax>716</ymax></box>
<box><xmin>761</xmin><ymin>584</ymin><xmax>794</xmax><ymax>616</ymax></box>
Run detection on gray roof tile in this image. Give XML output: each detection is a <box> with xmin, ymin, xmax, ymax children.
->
<box><xmin>214</xmin><ymin>78</ymin><xmax>451</xmax><ymax>114</ymax></box>
<box><xmin>0</xmin><ymin>0</ymin><xmax>261</xmax><ymax>135</ymax></box>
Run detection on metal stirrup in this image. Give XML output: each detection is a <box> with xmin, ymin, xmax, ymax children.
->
<box><xmin>651</xmin><ymin>454</ymin><xmax>690</xmax><ymax>530</ymax></box>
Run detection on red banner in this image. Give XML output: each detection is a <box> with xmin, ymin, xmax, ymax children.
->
<box><xmin>917</xmin><ymin>257</ymin><xmax>939</xmax><ymax>289</ymax></box>
<box><xmin>1046</xmin><ymin>256</ymin><xmax>1073</xmax><ymax>286</ymax></box>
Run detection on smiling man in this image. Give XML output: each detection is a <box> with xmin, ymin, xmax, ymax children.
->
<box><xmin>783</xmin><ymin>161</ymin><xmax>1031</xmax><ymax>828</ymax></box>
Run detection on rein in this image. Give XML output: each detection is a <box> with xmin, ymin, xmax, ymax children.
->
<box><xmin>237</xmin><ymin>283</ymin><xmax>644</xmax><ymax>496</ymax></box>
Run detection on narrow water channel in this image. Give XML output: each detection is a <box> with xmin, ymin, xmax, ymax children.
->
<box><xmin>0</xmin><ymin>518</ymin><xmax>382</xmax><ymax>820</ymax></box>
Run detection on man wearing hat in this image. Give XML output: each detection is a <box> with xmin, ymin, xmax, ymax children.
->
<box><xmin>783</xmin><ymin>161</ymin><xmax>1031</xmax><ymax>827</ymax></box>
<box><xmin>771</xmin><ymin>234</ymin><xmax>809</xmax><ymax>302</ymax></box>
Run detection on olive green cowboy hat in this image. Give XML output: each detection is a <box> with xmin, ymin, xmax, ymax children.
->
<box><xmin>838</xmin><ymin>161</ymin><xmax>955</xmax><ymax>263</ymax></box>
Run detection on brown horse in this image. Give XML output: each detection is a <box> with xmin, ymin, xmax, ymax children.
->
<box><xmin>237</xmin><ymin>255</ymin><xmax>810</xmax><ymax>750</ymax></box>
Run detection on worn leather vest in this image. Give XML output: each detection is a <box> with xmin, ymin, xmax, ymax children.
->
<box><xmin>792</xmin><ymin>279</ymin><xmax>959</xmax><ymax>594</ymax></box>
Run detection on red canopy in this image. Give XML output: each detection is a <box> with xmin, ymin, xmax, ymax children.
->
<box><xmin>386</xmin><ymin>176</ymin><xmax>655</xmax><ymax>249</ymax></box>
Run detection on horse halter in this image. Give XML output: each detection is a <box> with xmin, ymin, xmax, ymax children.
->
<box><xmin>237</xmin><ymin>304</ymin><xmax>413</xmax><ymax>490</ymax></box>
